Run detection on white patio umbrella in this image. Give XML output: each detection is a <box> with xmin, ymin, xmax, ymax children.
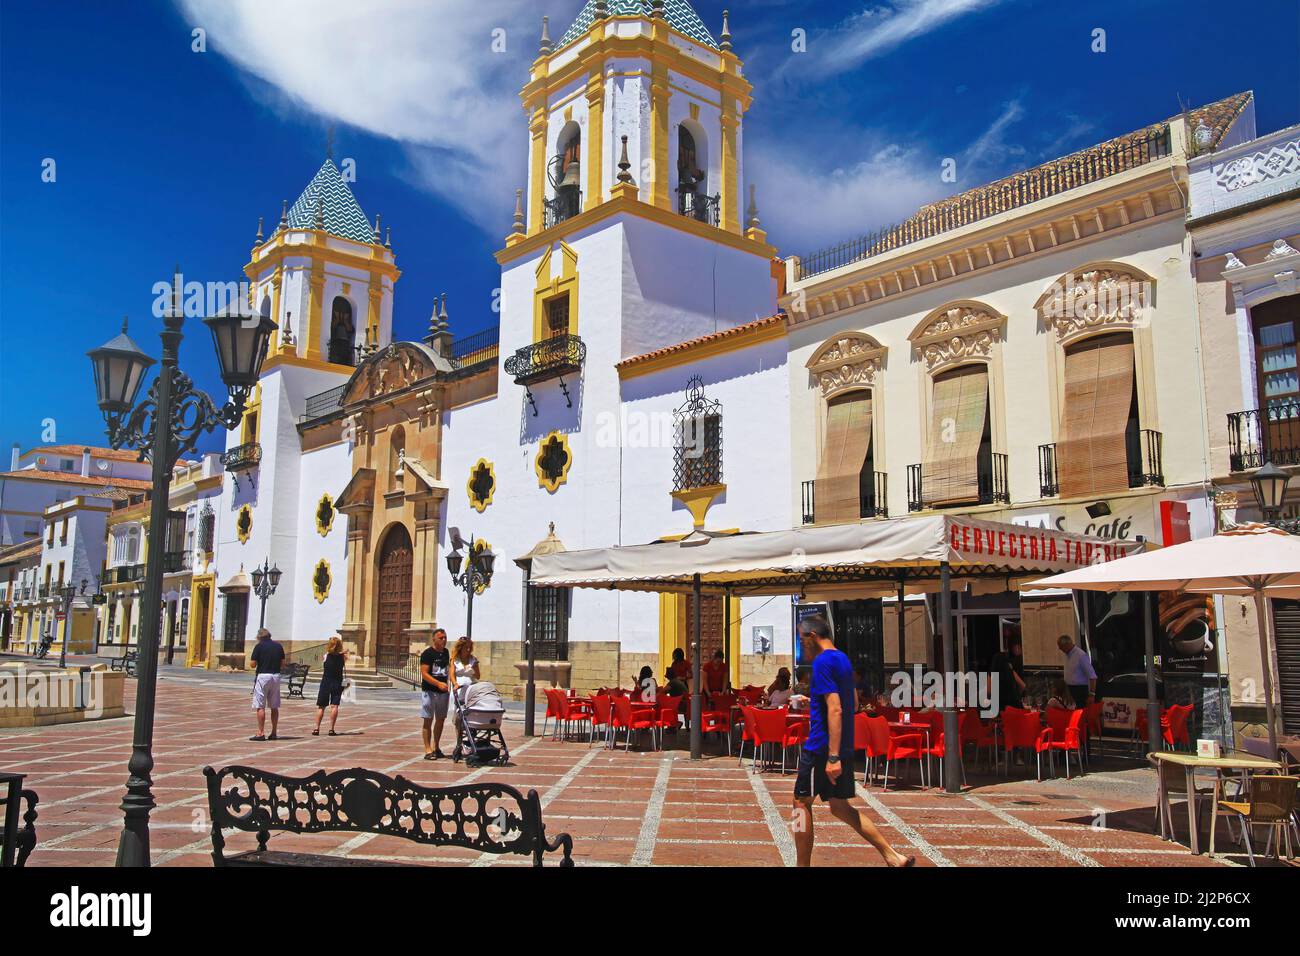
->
<box><xmin>1029</xmin><ymin>524</ymin><xmax>1300</xmax><ymax>754</ymax></box>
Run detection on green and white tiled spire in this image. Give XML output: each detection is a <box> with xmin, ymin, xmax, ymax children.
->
<box><xmin>556</xmin><ymin>0</ymin><xmax>718</xmax><ymax>51</ymax></box>
<box><xmin>285</xmin><ymin>158</ymin><xmax>375</xmax><ymax>244</ymax></box>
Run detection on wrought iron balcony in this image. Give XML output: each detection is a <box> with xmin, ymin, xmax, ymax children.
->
<box><xmin>1228</xmin><ymin>405</ymin><xmax>1300</xmax><ymax>472</ymax></box>
<box><xmin>451</xmin><ymin>326</ymin><xmax>500</xmax><ymax>372</ymax></box>
<box><xmin>161</xmin><ymin>551</ymin><xmax>192</xmax><ymax>574</ymax></box>
<box><xmin>678</xmin><ymin>190</ymin><xmax>720</xmax><ymax>226</ymax></box>
<box><xmin>221</xmin><ymin>441</ymin><xmax>261</xmax><ymax>473</ymax></box>
<box><xmin>543</xmin><ymin>189</ymin><xmax>583</xmax><ymax>230</ymax></box>
<box><xmin>504</xmin><ymin>335</ymin><xmax>586</xmax><ymax>416</ymax></box>
<box><xmin>801</xmin><ymin>473</ymin><xmax>888</xmax><ymax>525</ymax></box>
<box><xmin>301</xmin><ymin>384</ymin><xmax>346</xmax><ymax>423</ymax></box>
<box><xmin>1038</xmin><ymin>443</ymin><xmax>1060</xmax><ymax>498</ymax></box>
<box><xmin>105</xmin><ymin>564</ymin><xmax>145</xmax><ymax>586</ymax></box>
<box><xmin>1129</xmin><ymin>429</ymin><xmax>1164</xmax><ymax>488</ymax></box>
<box><xmin>907</xmin><ymin>453</ymin><xmax>1009</xmax><ymax>512</ymax></box>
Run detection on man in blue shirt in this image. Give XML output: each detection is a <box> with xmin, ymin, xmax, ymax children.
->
<box><xmin>793</xmin><ymin>615</ymin><xmax>914</xmax><ymax>868</ymax></box>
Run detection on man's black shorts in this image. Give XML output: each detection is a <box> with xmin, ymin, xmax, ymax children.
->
<box><xmin>794</xmin><ymin>749</ymin><xmax>854</xmax><ymax>801</ymax></box>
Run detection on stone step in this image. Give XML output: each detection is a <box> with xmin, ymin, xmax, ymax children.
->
<box><xmin>339</xmin><ymin>671</ymin><xmax>395</xmax><ymax>689</ymax></box>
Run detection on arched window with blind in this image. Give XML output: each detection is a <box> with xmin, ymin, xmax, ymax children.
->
<box><xmin>814</xmin><ymin>390</ymin><xmax>874</xmax><ymax>523</ymax></box>
<box><xmin>1056</xmin><ymin>331</ymin><xmax>1139</xmax><ymax>498</ymax></box>
<box><xmin>921</xmin><ymin>365</ymin><xmax>991</xmax><ymax>508</ymax></box>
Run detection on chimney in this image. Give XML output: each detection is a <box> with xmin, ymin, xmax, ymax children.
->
<box><xmin>9</xmin><ymin>443</ymin><xmax>18</xmax><ymax>471</ymax></box>
<box><xmin>81</xmin><ymin>447</ymin><xmax>92</xmax><ymax>477</ymax></box>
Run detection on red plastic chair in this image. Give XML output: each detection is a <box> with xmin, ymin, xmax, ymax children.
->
<box><xmin>747</xmin><ymin>707</ymin><xmax>790</xmax><ymax>773</ymax></box>
<box><xmin>1033</xmin><ymin>727</ymin><xmax>1054</xmax><ymax>782</ymax></box>
<box><xmin>658</xmin><ymin>694</ymin><xmax>684</xmax><ymax>736</ymax></box>
<box><xmin>1049</xmin><ymin>709</ymin><xmax>1087</xmax><ymax>778</ymax></box>
<box><xmin>959</xmin><ymin>709</ymin><xmax>997</xmax><ymax>772</ymax></box>
<box><xmin>736</xmin><ymin>705</ymin><xmax>755</xmax><ymax>766</ymax></box>
<box><xmin>922</xmin><ymin>711</ymin><xmax>963</xmax><ymax>789</ymax></box>
<box><xmin>611</xmin><ymin>694</ymin><xmax>659</xmax><ymax>751</ymax></box>
<box><xmin>1162</xmin><ymin>704</ymin><xmax>1194</xmax><ymax>750</ymax></box>
<box><xmin>700</xmin><ymin>707</ymin><xmax>733</xmax><ymax>755</ymax></box>
<box><xmin>781</xmin><ymin>718</ymin><xmax>809</xmax><ymax>774</ymax></box>
<box><xmin>884</xmin><ymin>726</ymin><xmax>927</xmax><ymax>790</ymax></box>
<box><xmin>860</xmin><ymin>714</ymin><xmax>891</xmax><ymax>786</ymax></box>
<box><xmin>588</xmin><ymin>694</ymin><xmax>612</xmax><ymax>748</ymax></box>
<box><xmin>1084</xmin><ymin>701</ymin><xmax>1104</xmax><ymax>762</ymax></box>
<box><xmin>1001</xmin><ymin>709</ymin><xmax>1041</xmax><ymax>777</ymax></box>
<box><xmin>1045</xmin><ymin>705</ymin><xmax>1072</xmax><ymax>742</ymax></box>
<box><xmin>555</xmin><ymin>693</ymin><xmax>592</xmax><ymax>742</ymax></box>
<box><xmin>541</xmin><ymin>688</ymin><xmax>564</xmax><ymax>739</ymax></box>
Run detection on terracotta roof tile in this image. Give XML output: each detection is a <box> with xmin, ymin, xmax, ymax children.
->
<box><xmin>0</xmin><ymin>469</ymin><xmax>152</xmax><ymax>490</ymax></box>
<box><xmin>617</xmin><ymin>314</ymin><xmax>785</xmax><ymax>370</ymax></box>
<box><xmin>19</xmin><ymin>445</ymin><xmax>144</xmax><ymax>463</ymax></box>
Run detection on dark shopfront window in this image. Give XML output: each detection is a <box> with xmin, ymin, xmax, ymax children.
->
<box><xmin>828</xmin><ymin>599</ymin><xmax>885</xmax><ymax>697</ymax></box>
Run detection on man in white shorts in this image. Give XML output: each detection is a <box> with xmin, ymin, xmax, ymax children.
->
<box><xmin>249</xmin><ymin>628</ymin><xmax>286</xmax><ymax>741</ymax></box>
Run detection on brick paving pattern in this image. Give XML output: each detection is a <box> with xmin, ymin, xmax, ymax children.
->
<box><xmin>2</xmin><ymin>673</ymin><xmax>1292</xmax><ymax>867</ymax></box>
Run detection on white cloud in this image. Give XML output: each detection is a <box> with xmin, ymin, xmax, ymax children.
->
<box><xmin>177</xmin><ymin>0</ymin><xmax>537</xmax><ymax>232</ymax></box>
<box><xmin>785</xmin><ymin>0</ymin><xmax>1005</xmax><ymax>80</ymax></box>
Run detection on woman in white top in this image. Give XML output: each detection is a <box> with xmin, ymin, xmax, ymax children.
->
<box><xmin>633</xmin><ymin>665</ymin><xmax>657</xmax><ymax>703</ymax></box>
<box><xmin>766</xmin><ymin>667</ymin><xmax>793</xmax><ymax>707</ymax></box>
<box><xmin>452</xmin><ymin>636</ymin><xmax>480</xmax><ymax>689</ymax></box>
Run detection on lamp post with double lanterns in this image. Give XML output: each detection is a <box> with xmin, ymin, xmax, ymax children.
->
<box><xmin>445</xmin><ymin>533</ymin><xmax>496</xmax><ymax>642</ymax></box>
<box><xmin>87</xmin><ymin>272</ymin><xmax>276</xmax><ymax>868</ymax></box>
<box><xmin>250</xmin><ymin>558</ymin><xmax>282</xmax><ymax>629</ymax></box>
<box><xmin>57</xmin><ymin>579</ymin><xmax>88</xmax><ymax>668</ymax></box>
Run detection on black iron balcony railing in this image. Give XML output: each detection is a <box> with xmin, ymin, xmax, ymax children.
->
<box><xmin>1038</xmin><ymin>443</ymin><xmax>1060</xmax><ymax>498</ymax></box>
<box><xmin>301</xmin><ymin>384</ymin><xmax>347</xmax><ymax>422</ymax></box>
<box><xmin>908</xmin><ymin>453</ymin><xmax>1009</xmax><ymax>512</ymax></box>
<box><xmin>1228</xmin><ymin>404</ymin><xmax>1300</xmax><ymax>472</ymax></box>
<box><xmin>504</xmin><ymin>334</ymin><xmax>586</xmax><ymax>415</ymax></box>
<box><xmin>161</xmin><ymin>551</ymin><xmax>192</xmax><ymax>574</ymax></box>
<box><xmin>105</xmin><ymin>564</ymin><xmax>145</xmax><ymax>586</ymax></box>
<box><xmin>221</xmin><ymin>441</ymin><xmax>261</xmax><ymax>473</ymax></box>
<box><xmin>795</xmin><ymin>125</ymin><xmax>1172</xmax><ymax>280</ymax></box>
<box><xmin>36</xmin><ymin>584</ymin><xmax>50</xmax><ymax>599</ymax></box>
<box><xmin>1129</xmin><ymin>429</ymin><xmax>1164</xmax><ymax>488</ymax></box>
<box><xmin>543</xmin><ymin>189</ymin><xmax>583</xmax><ymax>230</ymax></box>
<box><xmin>801</xmin><ymin>473</ymin><xmax>889</xmax><ymax>525</ymax></box>
<box><xmin>451</xmin><ymin>326</ymin><xmax>501</xmax><ymax>371</ymax></box>
<box><xmin>678</xmin><ymin>190</ymin><xmax>721</xmax><ymax>226</ymax></box>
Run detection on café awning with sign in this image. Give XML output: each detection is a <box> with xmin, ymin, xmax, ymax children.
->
<box><xmin>529</xmin><ymin>513</ymin><xmax>1139</xmax><ymax>595</ymax></box>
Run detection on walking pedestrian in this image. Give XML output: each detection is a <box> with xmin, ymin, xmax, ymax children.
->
<box><xmin>791</xmin><ymin>615</ymin><xmax>914</xmax><ymax>868</ymax></box>
<box><xmin>249</xmin><ymin>628</ymin><xmax>285</xmax><ymax>741</ymax></box>
<box><xmin>420</xmin><ymin>629</ymin><xmax>452</xmax><ymax>759</ymax></box>
<box><xmin>1058</xmin><ymin>635</ymin><xmax>1097</xmax><ymax>708</ymax></box>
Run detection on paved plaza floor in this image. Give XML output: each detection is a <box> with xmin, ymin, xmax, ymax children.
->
<box><xmin>2</xmin><ymin>666</ymin><xmax>1293</xmax><ymax>868</ymax></box>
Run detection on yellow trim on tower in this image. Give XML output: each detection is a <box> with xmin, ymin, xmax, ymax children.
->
<box><xmin>584</xmin><ymin>71</ymin><xmax>605</xmax><ymax>212</ymax></box>
<box><xmin>241</xmin><ymin>383</ymin><xmax>262</xmax><ymax>444</ymax></box>
<box><xmin>532</xmin><ymin>242</ymin><xmax>580</xmax><ymax>343</ymax></box>
<box><xmin>527</xmin><ymin>105</ymin><xmax>548</xmax><ymax>236</ymax></box>
<box><xmin>649</xmin><ymin>60</ymin><xmax>671</xmax><ymax>210</ymax></box>
<box><xmin>305</xmin><ymin>260</ymin><xmax>325</xmax><ymax>360</ymax></box>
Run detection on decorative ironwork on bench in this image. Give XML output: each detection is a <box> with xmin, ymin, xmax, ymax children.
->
<box><xmin>504</xmin><ymin>335</ymin><xmax>586</xmax><ymax>416</ymax></box>
<box><xmin>1228</xmin><ymin>405</ymin><xmax>1300</xmax><ymax>472</ymax></box>
<box><xmin>203</xmin><ymin>765</ymin><xmax>574</xmax><ymax>867</ymax></box>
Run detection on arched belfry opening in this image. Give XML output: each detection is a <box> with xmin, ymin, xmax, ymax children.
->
<box><xmin>547</xmin><ymin>121</ymin><xmax>583</xmax><ymax>227</ymax></box>
<box><xmin>328</xmin><ymin>296</ymin><xmax>356</xmax><ymax>366</ymax></box>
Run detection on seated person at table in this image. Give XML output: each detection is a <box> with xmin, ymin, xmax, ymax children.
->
<box><xmin>766</xmin><ymin>667</ymin><xmax>793</xmax><ymax>707</ymax></box>
<box><xmin>632</xmin><ymin>666</ymin><xmax>658</xmax><ymax>703</ymax></box>
<box><xmin>664</xmin><ymin>647</ymin><xmax>692</xmax><ymax>695</ymax></box>
<box><xmin>792</xmin><ymin>665</ymin><xmax>812</xmax><ymax>698</ymax></box>
<box><xmin>853</xmin><ymin>663</ymin><xmax>872</xmax><ymax>711</ymax></box>
<box><xmin>702</xmin><ymin>650</ymin><xmax>729</xmax><ymax>695</ymax></box>
<box><xmin>1046</xmin><ymin>680</ymin><xmax>1076</xmax><ymax>711</ymax></box>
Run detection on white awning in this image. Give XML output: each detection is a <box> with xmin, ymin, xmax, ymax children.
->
<box><xmin>529</xmin><ymin>513</ymin><xmax>1139</xmax><ymax>595</ymax></box>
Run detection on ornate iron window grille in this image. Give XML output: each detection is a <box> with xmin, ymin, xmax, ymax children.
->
<box><xmin>673</xmin><ymin>376</ymin><xmax>723</xmax><ymax>492</ymax></box>
<box><xmin>678</xmin><ymin>189</ymin><xmax>721</xmax><ymax>226</ymax></box>
<box><xmin>469</xmin><ymin>462</ymin><xmax>495</xmax><ymax>508</ymax></box>
<box><xmin>537</xmin><ymin>436</ymin><xmax>571</xmax><ymax>487</ymax></box>
<box><xmin>526</xmin><ymin>586</ymin><xmax>570</xmax><ymax>662</ymax></box>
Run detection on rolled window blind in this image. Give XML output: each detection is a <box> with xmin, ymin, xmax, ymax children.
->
<box><xmin>1058</xmin><ymin>333</ymin><xmax>1135</xmax><ymax>498</ymax></box>
<box><xmin>923</xmin><ymin>365</ymin><xmax>988</xmax><ymax>506</ymax></box>
<box><xmin>814</xmin><ymin>392</ymin><xmax>873</xmax><ymax>523</ymax></box>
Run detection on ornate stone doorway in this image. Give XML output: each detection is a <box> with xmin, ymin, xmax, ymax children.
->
<box><xmin>376</xmin><ymin>524</ymin><xmax>413</xmax><ymax>668</ymax></box>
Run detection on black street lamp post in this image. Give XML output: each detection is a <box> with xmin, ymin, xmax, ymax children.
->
<box><xmin>57</xmin><ymin>579</ymin><xmax>88</xmax><ymax>669</ymax></box>
<box><xmin>250</xmin><ymin>558</ymin><xmax>282</xmax><ymax>629</ymax></box>
<box><xmin>88</xmin><ymin>274</ymin><xmax>275</xmax><ymax>868</ymax></box>
<box><xmin>446</xmin><ymin>533</ymin><xmax>496</xmax><ymax>642</ymax></box>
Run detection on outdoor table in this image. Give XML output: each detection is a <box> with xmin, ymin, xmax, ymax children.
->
<box><xmin>1239</xmin><ymin>733</ymin><xmax>1300</xmax><ymax>771</ymax></box>
<box><xmin>1149</xmin><ymin>750</ymin><xmax>1283</xmax><ymax>855</ymax></box>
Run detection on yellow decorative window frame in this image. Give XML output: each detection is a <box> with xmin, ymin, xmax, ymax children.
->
<box><xmin>312</xmin><ymin>559</ymin><xmax>332</xmax><ymax>604</ymax></box>
<box><xmin>535</xmin><ymin>431</ymin><xmax>572</xmax><ymax>493</ymax></box>
<box><xmin>236</xmin><ymin>505</ymin><xmax>253</xmax><ymax>544</ymax></box>
<box><xmin>315</xmin><ymin>493</ymin><xmax>336</xmax><ymax>536</ymax></box>
<box><xmin>467</xmin><ymin>459</ymin><xmax>496</xmax><ymax>513</ymax></box>
<box><xmin>533</xmin><ymin>242</ymin><xmax>579</xmax><ymax>344</ymax></box>
<box><xmin>241</xmin><ymin>383</ymin><xmax>262</xmax><ymax>444</ymax></box>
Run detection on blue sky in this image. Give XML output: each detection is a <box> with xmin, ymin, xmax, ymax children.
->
<box><xmin>2</xmin><ymin>0</ymin><xmax>1297</xmax><ymax>458</ymax></box>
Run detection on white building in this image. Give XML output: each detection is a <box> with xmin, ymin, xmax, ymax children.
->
<box><xmin>0</xmin><ymin>445</ymin><xmax>152</xmax><ymax>547</ymax></box>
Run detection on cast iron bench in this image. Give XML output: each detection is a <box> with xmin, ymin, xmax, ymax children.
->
<box><xmin>0</xmin><ymin>776</ymin><xmax>38</xmax><ymax>868</ymax></box>
<box><xmin>202</xmin><ymin>765</ymin><xmax>574</xmax><ymax>867</ymax></box>
<box><xmin>108</xmin><ymin>650</ymin><xmax>138</xmax><ymax>677</ymax></box>
<box><xmin>280</xmin><ymin>662</ymin><xmax>309</xmax><ymax>698</ymax></box>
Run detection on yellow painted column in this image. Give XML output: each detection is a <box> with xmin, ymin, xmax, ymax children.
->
<box><xmin>720</xmin><ymin>108</ymin><xmax>740</xmax><ymax>234</ymax></box>
<box><xmin>367</xmin><ymin>274</ymin><xmax>382</xmax><ymax>347</ymax></box>
<box><xmin>268</xmin><ymin>266</ymin><xmax>284</xmax><ymax>356</ymax></box>
<box><xmin>650</xmin><ymin>63</ymin><xmax>671</xmax><ymax>211</ymax></box>
<box><xmin>528</xmin><ymin>105</ymin><xmax>548</xmax><ymax>235</ymax></box>
<box><xmin>584</xmin><ymin>72</ymin><xmax>605</xmax><ymax>211</ymax></box>
<box><xmin>304</xmin><ymin>259</ymin><xmax>325</xmax><ymax>360</ymax></box>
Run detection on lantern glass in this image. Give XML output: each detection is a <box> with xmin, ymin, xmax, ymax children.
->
<box><xmin>268</xmin><ymin>564</ymin><xmax>283</xmax><ymax>590</ymax></box>
<box><xmin>250</xmin><ymin>566</ymin><xmax>266</xmax><ymax>591</ymax></box>
<box><xmin>1250</xmin><ymin>462</ymin><xmax>1291</xmax><ymax>516</ymax></box>
<box><xmin>446</xmin><ymin>551</ymin><xmax>464</xmax><ymax>578</ymax></box>
<box><xmin>203</xmin><ymin>305</ymin><xmax>277</xmax><ymax>391</ymax></box>
<box><xmin>476</xmin><ymin>548</ymin><xmax>497</xmax><ymax>579</ymax></box>
<box><xmin>87</xmin><ymin>323</ymin><xmax>155</xmax><ymax>414</ymax></box>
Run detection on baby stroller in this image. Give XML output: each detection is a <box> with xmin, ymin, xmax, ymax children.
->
<box><xmin>452</xmin><ymin>681</ymin><xmax>510</xmax><ymax>766</ymax></box>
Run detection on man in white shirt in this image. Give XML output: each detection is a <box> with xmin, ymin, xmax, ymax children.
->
<box><xmin>1057</xmin><ymin>635</ymin><xmax>1097</xmax><ymax>708</ymax></box>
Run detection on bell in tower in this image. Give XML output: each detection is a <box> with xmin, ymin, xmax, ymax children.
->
<box><xmin>546</xmin><ymin>125</ymin><xmax>583</xmax><ymax>226</ymax></box>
